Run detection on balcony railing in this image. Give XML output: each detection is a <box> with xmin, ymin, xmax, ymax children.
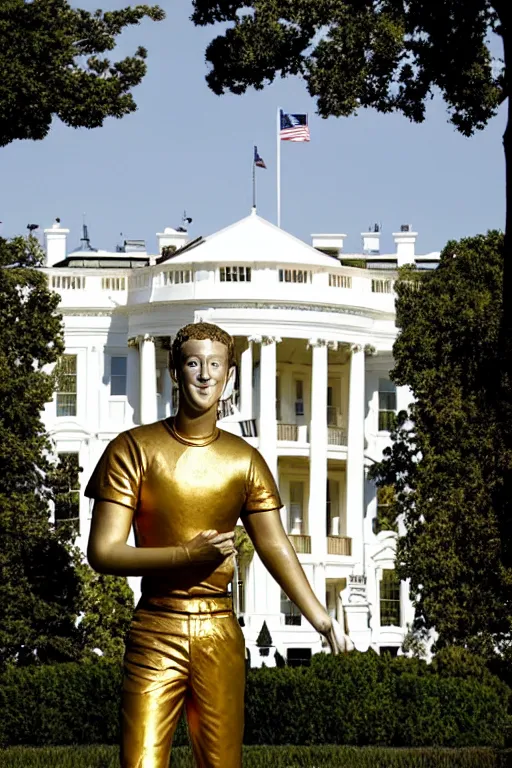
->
<box><xmin>278</xmin><ymin>423</ymin><xmax>298</xmax><ymax>441</ymax></box>
<box><xmin>327</xmin><ymin>536</ymin><xmax>352</xmax><ymax>556</ymax></box>
<box><xmin>328</xmin><ymin>426</ymin><xmax>347</xmax><ymax>446</ymax></box>
<box><xmin>288</xmin><ymin>534</ymin><xmax>311</xmax><ymax>554</ymax></box>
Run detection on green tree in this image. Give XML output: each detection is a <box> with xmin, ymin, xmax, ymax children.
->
<box><xmin>191</xmin><ymin>1</ymin><xmax>512</xmax><ymax>328</ymax></box>
<box><xmin>0</xmin><ymin>235</ymin><xmax>82</xmax><ymax>667</ymax></box>
<box><xmin>369</xmin><ymin>231</ymin><xmax>512</xmax><ymax>660</ymax></box>
<box><xmin>75</xmin><ymin>559</ymin><xmax>134</xmax><ymax>661</ymax></box>
<box><xmin>0</xmin><ymin>0</ymin><xmax>165</xmax><ymax>147</ymax></box>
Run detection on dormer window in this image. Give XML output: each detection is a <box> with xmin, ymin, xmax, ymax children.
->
<box><xmin>219</xmin><ymin>266</ymin><xmax>251</xmax><ymax>282</ymax></box>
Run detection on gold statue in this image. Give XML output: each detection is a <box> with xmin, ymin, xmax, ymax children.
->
<box><xmin>86</xmin><ymin>323</ymin><xmax>353</xmax><ymax>768</ymax></box>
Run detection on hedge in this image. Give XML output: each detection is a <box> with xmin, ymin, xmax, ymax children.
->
<box><xmin>0</xmin><ymin>746</ymin><xmax>510</xmax><ymax>768</ymax></box>
<box><xmin>0</xmin><ymin>648</ymin><xmax>510</xmax><ymax>749</ymax></box>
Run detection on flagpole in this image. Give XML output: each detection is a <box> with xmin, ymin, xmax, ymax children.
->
<box><xmin>252</xmin><ymin>146</ymin><xmax>256</xmax><ymax>209</ymax></box>
<box><xmin>276</xmin><ymin>106</ymin><xmax>281</xmax><ymax>227</ymax></box>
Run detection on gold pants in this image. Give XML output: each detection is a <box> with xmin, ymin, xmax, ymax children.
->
<box><xmin>121</xmin><ymin>595</ymin><xmax>245</xmax><ymax>768</ymax></box>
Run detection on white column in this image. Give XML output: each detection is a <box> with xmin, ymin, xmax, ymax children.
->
<box><xmin>251</xmin><ymin>335</ymin><xmax>281</xmax><ymax>625</ymax></box>
<box><xmin>139</xmin><ymin>334</ymin><xmax>158</xmax><ymax>425</ymax></box>
<box><xmin>161</xmin><ymin>367</ymin><xmax>173</xmax><ymax>419</ymax></box>
<box><xmin>308</xmin><ymin>340</ymin><xmax>328</xmax><ymax>570</ymax></box>
<box><xmin>240</xmin><ymin>340</ymin><xmax>254</xmax><ymax>419</ymax></box>
<box><xmin>346</xmin><ymin>344</ymin><xmax>365</xmax><ymax>572</ymax></box>
<box><xmin>258</xmin><ymin>335</ymin><xmax>280</xmax><ymax>479</ymax></box>
<box><xmin>127</xmin><ymin>338</ymin><xmax>140</xmax><ymax>426</ymax></box>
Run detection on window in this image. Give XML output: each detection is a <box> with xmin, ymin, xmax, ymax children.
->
<box><xmin>276</xmin><ymin>374</ymin><xmax>281</xmax><ymax>422</ymax></box>
<box><xmin>326</xmin><ymin>479</ymin><xmax>340</xmax><ymax>536</ymax></box>
<box><xmin>111</xmin><ymin>356</ymin><xmax>127</xmax><ymax>396</ymax></box>
<box><xmin>371</xmin><ymin>278</ymin><xmax>394</xmax><ymax>293</ymax></box>
<box><xmin>378</xmin><ymin>378</ymin><xmax>397</xmax><ymax>431</ymax></box>
<box><xmin>161</xmin><ymin>270</ymin><xmax>192</xmax><ymax>285</ymax></box>
<box><xmin>51</xmin><ymin>275</ymin><xmax>86</xmax><ymax>290</ymax></box>
<box><xmin>53</xmin><ymin>452</ymin><xmax>81</xmax><ymax>535</ymax></box>
<box><xmin>380</xmin><ymin>646</ymin><xmax>399</xmax><ymax>657</ymax></box>
<box><xmin>288</xmin><ymin>481</ymin><xmax>304</xmax><ymax>534</ymax></box>
<box><xmin>373</xmin><ymin>485</ymin><xmax>398</xmax><ymax>534</ymax></box>
<box><xmin>294</xmin><ymin>379</ymin><xmax>304</xmax><ymax>416</ymax></box>
<box><xmin>101</xmin><ymin>276</ymin><xmax>126</xmax><ymax>291</ymax></box>
<box><xmin>287</xmin><ymin>648</ymin><xmax>311</xmax><ymax>667</ymax></box>
<box><xmin>329</xmin><ymin>274</ymin><xmax>352</xmax><ymax>288</ymax></box>
<box><xmin>220</xmin><ymin>266</ymin><xmax>251</xmax><ymax>282</ymax></box>
<box><xmin>56</xmin><ymin>354</ymin><xmax>77</xmax><ymax>417</ymax></box>
<box><xmin>380</xmin><ymin>569</ymin><xmax>401</xmax><ymax>626</ymax></box>
<box><xmin>278</xmin><ymin>268</ymin><xmax>311</xmax><ymax>284</ymax></box>
<box><xmin>281</xmin><ymin>590</ymin><xmax>301</xmax><ymax>626</ymax></box>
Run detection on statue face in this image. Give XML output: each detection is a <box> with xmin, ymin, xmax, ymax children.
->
<box><xmin>178</xmin><ymin>338</ymin><xmax>234</xmax><ymax>413</ymax></box>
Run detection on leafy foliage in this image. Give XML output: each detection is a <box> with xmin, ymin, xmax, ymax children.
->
<box><xmin>0</xmin><ymin>235</ymin><xmax>82</xmax><ymax>668</ymax></box>
<box><xmin>191</xmin><ymin>0</ymin><xmax>505</xmax><ymax>135</ymax></box>
<box><xmin>75</xmin><ymin>560</ymin><xmax>134</xmax><ymax>661</ymax></box>
<box><xmin>0</xmin><ymin>236</ymin><xmax>133</xmax><ymax>668</ymax></box>
<box><xmin>0</xmin><ymin>0</ymin><xmax>165</xmax><ymax>146</ymax></box>
<box><xmin>234</xmin><ymin>523</ymin><xmax>254</xmax><ymax>568</ymax></box>
<box><xmin>369</xmin><ymin>231</ymin><xmax>512</xmax><ymax>659</ymax></box>
<box><xmin>0</xmin><ymin>651</ymin><xmax>509</xmax><ymax>749</ymax></box>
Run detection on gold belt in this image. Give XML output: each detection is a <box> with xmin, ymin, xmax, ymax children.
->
<box><xmin>138</xmin><ymin>594</ymin><xmax>233</xmax><ymax>614</ymax></box>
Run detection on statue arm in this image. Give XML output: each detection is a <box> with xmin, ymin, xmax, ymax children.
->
<box><xmin>87</xmin><ymin>500</ymin><xmax>235</xmax><ymax>576</ymax></box>
<box><xmin>242</xmin><ymin>508</ymin><xmax>331</xmax><ymax>634</ymax></box>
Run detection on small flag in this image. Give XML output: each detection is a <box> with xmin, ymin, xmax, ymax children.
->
<box><xmin>254</xmin><ymin>146</ymin><xmax>267</xmax><ymax>168</ymax></box>
<box><xmin>279</xmin><ymin>111</ymin><xmax>310</xmax><ymax>142</ymax></box>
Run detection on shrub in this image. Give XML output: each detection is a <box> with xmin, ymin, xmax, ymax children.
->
<box><xmin>0</xmin><ymin>650</ymin><xmax>509</xmax><ymax>749</ymax></box>
<box><xmin>0</xmin><ymin>660</ymin><xmax>188</xmax><ymax>748</ymax></box>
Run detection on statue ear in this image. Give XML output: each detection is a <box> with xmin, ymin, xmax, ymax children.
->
<box><xmin>220</xmin><ymin>366</ymin><xmax>236</xmax><ymax>401</ymax></box>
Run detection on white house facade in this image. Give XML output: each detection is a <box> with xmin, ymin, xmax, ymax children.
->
<box><xmin>40</xmin><ymin>210</ymin><xmax>440</xmax><ymax>666</ymax></box>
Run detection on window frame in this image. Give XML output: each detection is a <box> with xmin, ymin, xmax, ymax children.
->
<box><xmin>379</xmin><ymin>569</ymin><xmax>401</xmax><ymax>627</ymax></box>
<box><xmin>378</xmin><ymin>377</ymin><xmax>397</xmax><ymax>432</ymax></box>
<box><xmin>110</xmin><ymin>355</ymin><xmax>128</xmax><ymax>397</ymax></box>
<box><xmin>56</xmin><ymin>354</ymin><xmax>78</xmax><ymax>418</ymax></box>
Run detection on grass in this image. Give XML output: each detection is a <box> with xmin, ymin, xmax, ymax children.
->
<box><xmin>1</xmin><ymin>745</ymin><xmax>511</xmax><ymax>767</ymax></box>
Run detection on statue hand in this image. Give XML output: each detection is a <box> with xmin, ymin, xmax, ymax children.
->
<box><xmin>183</xmin><ymin>530</ymin><xmax>236</xmax><ymax>564</ymax></box>
<box><xmin>321</xmin><ymin>618</ymin><xmax>355</xmax><ymax>655</ymax></box>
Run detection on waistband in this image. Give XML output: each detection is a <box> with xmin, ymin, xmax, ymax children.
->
<box><xmin>137</xmin><ymin>595</ymin><xmax>233</xmax><ymax>615</ymax></box>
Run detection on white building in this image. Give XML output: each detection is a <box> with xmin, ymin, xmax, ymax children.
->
<box><xmin>41</xmin><ymin>211</ymin><xmax>440</xmax><ymax>666</ymax></box>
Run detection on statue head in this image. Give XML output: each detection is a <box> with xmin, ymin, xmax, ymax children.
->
<box><xmin>170</xmin><ymin>322</ymin><xmax>236</xmax><ymax>413</ymax></box>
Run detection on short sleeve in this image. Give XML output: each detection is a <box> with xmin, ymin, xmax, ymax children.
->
<box><xmin>243</xmin><ymin>448</ymin><xmax>282</xmax><ymax>515</ymax></box>
<box><xmin>84</xmin><ymin>431</ymin><xmax>143</xmax><ymax>510</ymax></box>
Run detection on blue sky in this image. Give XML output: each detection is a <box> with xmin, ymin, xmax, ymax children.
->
<box><xmin>0</xmin><ymin>1</ymin><xmax>506</xmax><ymax>256</ymax></box>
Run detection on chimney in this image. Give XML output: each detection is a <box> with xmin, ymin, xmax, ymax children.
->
<box><xmin>310</xmin><ymin>233</ymin><xmax>347</xmax><ymax>259</ymax></box>
<box><xmin>156</xmin><ymin>227</ymin><xmax>189</xmax><ymax>256</ymax></box>
<box><xmin>393</xmin><ymin>224</ymin><xmax>418</xmax><ymax>266</ymax></box>
<box><xmin>362</xmin><ymin>223</ymin><xmax>381</xmax><ymax>255</ymax></box>
<box><xmin>44</xmin><ymin>219</ymin><xmax>70</xmax><ymax>267</ymax></box>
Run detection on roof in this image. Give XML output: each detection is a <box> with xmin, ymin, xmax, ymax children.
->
<box><xmin>161</xmin><ymin>210</ymin><xmax>340</xmax><ymax>268</ymax></box>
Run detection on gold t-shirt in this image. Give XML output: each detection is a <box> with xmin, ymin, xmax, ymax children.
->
<box><xmin>85</xmin><ymin>419</ymin><xmax>282</xmax><ymax>598</ymax></box>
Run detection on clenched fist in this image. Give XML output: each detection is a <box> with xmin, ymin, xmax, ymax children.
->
<box><xmin>183</xmin><ymin>530</ymin><xmax>236</xmax><ymax>564</ymax></box>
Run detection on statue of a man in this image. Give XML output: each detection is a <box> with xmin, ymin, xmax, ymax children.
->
<box><xmin>86</xmin><ymin>322</ymin><xmax>352</xmax><ymax>768</ymax></box>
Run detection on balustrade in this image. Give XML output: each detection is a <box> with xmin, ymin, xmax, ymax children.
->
<box><xmin>327</xmin><ymin>536</ymin><xmax>352</xmax><ymax>556</ymax></box>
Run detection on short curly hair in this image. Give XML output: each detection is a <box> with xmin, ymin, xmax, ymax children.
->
<box><xmin>170</xmin><ymin>322</ymin><xmax>235</xmax><ymax>370</ymax></box>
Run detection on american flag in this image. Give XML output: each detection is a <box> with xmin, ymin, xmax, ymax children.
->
<box><xmin>279</xmin><ymin>110</ymin><xmax>310</xmax><ymax>142</ymax></box>
<box><xmin>254</xmin><ymin>145</ymin><xmax>267</xmax><ymax>168</ymax></box>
